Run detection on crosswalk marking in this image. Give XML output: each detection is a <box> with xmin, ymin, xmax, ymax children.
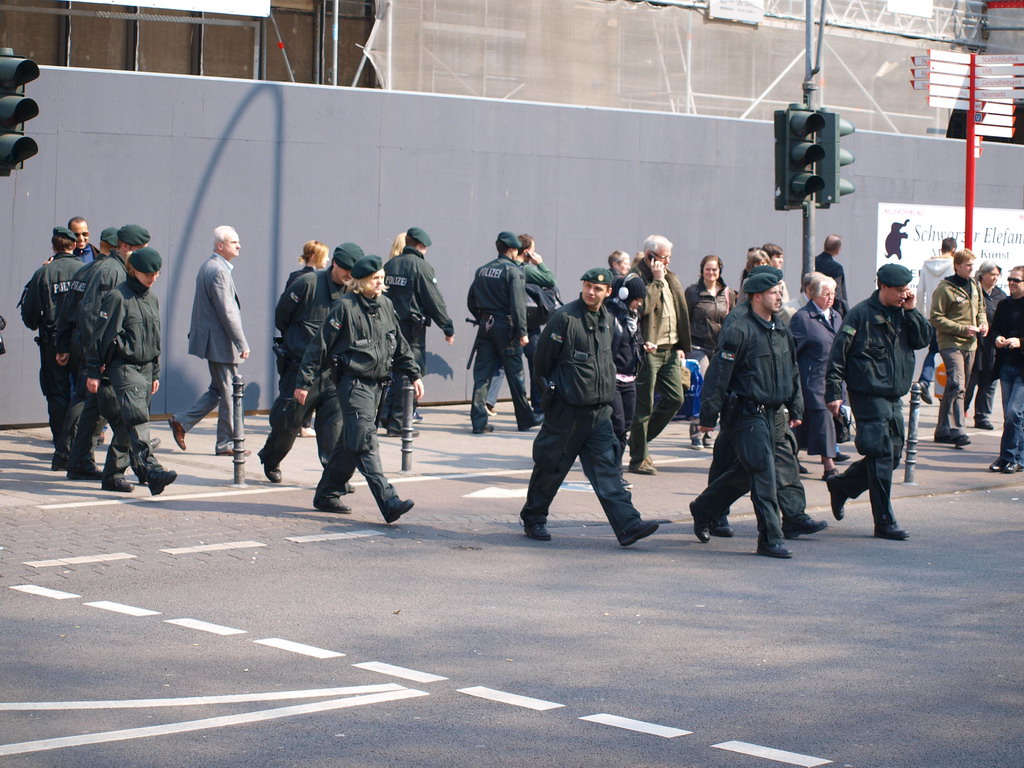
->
<box><xmin>712</xmin><ymin>740</ymin><xmax>831</xmax><ymax>767</ymax></box>
<box><xmin>84</xmin><ymin>601</ymin><xmax>160</xmax><ymax>617</ymax></box>
<box><xmin>251</xmin><ymin>638</ymin><xmax>344</xmax><ymax>659</ymax></box>
<box><xmin>285</xmin><ymin>530</ymin><xmax>380</xmax><ymax>543</ymax></box>
<box><xmin>9</xmin><ymin>585</ymin><xmax>80</xmax><ymax>600</ymax></box>
<box><xmin>579</xmin><ymin>713</ymin><xmax>692</xmax><ymax>738</ymax></box>
<box><xmin>24</xmin><ymin>553</ymin><xmax>136</xmax><ymax>568</ymax></box>
<box><xmin>160</xmin><ymin>541</ymin><xmax>266</xmax><ymax>555</ymax></box>
<box><xmin>164</xmin><ymin>618</ymin><xmax>247</xmax><ymax>636</ymax></box>
<box><xmin>352</xmin><ymin>661</ymin><xmax>448</xmax><ymax>683</ymax></box>
<box><xmin>457</xmin><ymin>686</ymin><xmax>564</xmax><ymax>711</ymax></box>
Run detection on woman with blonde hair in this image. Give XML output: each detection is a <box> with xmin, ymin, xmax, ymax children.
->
<box><xmin>287</xmin><ymin>240</ymin><xmax>328</xmax><ymax>288</ymax></box>
<box><xmin>388</xmin><ymin>232</ymin><xmax>407</xmax><ymax>260</ymax></box>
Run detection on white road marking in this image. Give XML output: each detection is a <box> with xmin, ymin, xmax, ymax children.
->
<box><xmin>579</xmin><ymin>713</ymin><xmax>692</xmax><ymax>738</ymax></box>
<box><xmin>164</xmin><ymin>618</ymin><xmax>247</xmax><ymax>636</ymax></box>
<box><xmin>24</xmin><ymin>553</ymin><xmax>136</xmax><ymax>568</ymax></box>
<box><xmin>160</xmin><ymin>541</ymin><xmax>266</xmax><ymax>555</ymax></box>
<box><xmin>285</xmin><ymin>530</ymin><xmax>380</xmax><ymax>543</ymax></box>
<box><xmin>0</xmin><ymin>688</ymin><xmax>429</xmax><ymax>756</ymax></box>
<box><xmin>457</xmin><ymin>686</ymin><xmax>564</xmax><ymax>711</ymax></box>
<box><xmin>37</xmin><ymin>486</ymin><xmax>298</xmax><ymax>510</ymax></box>
<box><xmin>251</xmin><ymin>638</ymin><xmax>344</xmax><ymax>659</ymax></box>
<box><xmin>9</xmin><ymin>585</ymin><xmax>80</xmax><ymax>600</ymax></box>
<box><xmin>464</xmin><ymin>487</ymin><xmax>529</xmax><ymax>499</ymax></box>
<box><xmin>560</xmin><ymin>482</ymin><xmax>594</xmax><ymax>493</ymax></box>
<box><xmin>0</xmin><ymin>684</ymin><xmax>405</xmax><ymax>711</ymax></box>
<box><xmin>84</xmin><ymin>601</ymin><xmax>160</xmax><ymax>617</ymax></box>
<box><xmin>712</xmin><ymin>740</ymin><xmax>832</xmax><ymax>767</ymax></box>
<box><xmin>352</xmin><ymin>661</ymin><xmax>448</xmax><ymax>683</ymax></box>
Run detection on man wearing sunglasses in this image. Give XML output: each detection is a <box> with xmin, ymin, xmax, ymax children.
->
<box><xmin>989</xmin><ymin>267</ymin><xmax>1024</xmax><ymax>474</ymax></box>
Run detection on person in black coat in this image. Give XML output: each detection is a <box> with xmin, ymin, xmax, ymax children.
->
<box><xmin>965</xmin><ymin>261</ymin><xmax>1008</xmax><ymax>430</ymax></box>
<box><xmin>790</xmin><ymin>273</ymin><xmax>843</xmax><ymax>480</ymax></box>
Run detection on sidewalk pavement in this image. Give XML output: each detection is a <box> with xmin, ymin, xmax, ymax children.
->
<box><xmin>0</xmin><ymin>397</ymin><xmax>1019</xmax><ymax>527</ymax></box>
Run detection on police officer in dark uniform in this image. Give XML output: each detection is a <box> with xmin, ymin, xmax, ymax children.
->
<box><xmin>691</xmin><ymin>269</ymin><xmax>804</xmax><ymax>558</ymax></box>
<box><xmin>258</xmin><ymin>242</ymin><xmax>362</xmax><ymax>483</ymax></box>
<box><xmin>825</xmin><ymin>263</ymin><xmax>931</xmax><ymax>540</ymax></box>
<box><xmin>19</xmin><ymin>227</ymin><xmax>84</xmax><ymax>466</ymax></box>
<box><xmin>86</xmin><ymin>247</ymin><xmax>177</xmax><ymax>496</ymax></box>
<box><xmin>467</xmin><ymin>231</ymin><xmax>541</xmax><ymax>433</ymax></box>
<box><xmin>690</xmin><ymin>266</ymin><xmax>828</xmax><ymax>542</ymax></box>
<box><xmin>296</xmin><ymin>255</ymin><xmax>421</xmax><ymax>522</ymax></box>
<box><xmin>520</xmin><ymin>267</ymin><xmax>660</xmax><ymax>547</ymax></box>
<box><xmin>381</xmin><ymin>226</ymin><xmax>454</xmax><ymax>436</ymax></box>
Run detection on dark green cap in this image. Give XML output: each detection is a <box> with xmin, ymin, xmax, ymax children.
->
<box><xmin>877</xmin><ymin>263</ymin><xmax>913</xmax><ymax>287</ymax></box>
<box><xmin>53</xmin><ymin>226</ymin><xmax>76</xmax><ymax>241</ymax></box>
<box><xmin>406</xmin><ymin>227</ymin><xmax>432</xmax><ymax>247</ymax></box>
<box><xmin>332</xmin><ymin>242</ymin><xmax>364</xmax><ymax>270</ymax></box>
<box><xmin>497</xmin><ymin>231</ymin><xmax>520</xmax><ymax>250</ymax></box>
<box><xmin>580</xmin><ymin>267</ymin><xmax>613</xmax><ymax>285</ymax></box>
<box><xmin>351</xmin><ymin>254</ymin><xmax>383</xmax><ymax>279</ymax></box>
<box><xmin>117</xmin><ymin>224</ymin><xmax>150</xmax><ymax>246</ymax></box>
<box><xmin>100</xmin><ymin>227</ymin><xmax>119</xmax><ymax>247</ymax></box>
<box><xmin>748</xmin><ymin>265</ymin><xmax>785</xmax><ymax>282</ymax></box>
<box><xmin>129</xmin><ymin>246</ymin><xmax>162</xmax><ymax>274</ymax></box>
<box><xmin>743</xmin><ymin>271</ymin><xmax>782</xmax><ymax>294</ymax></box>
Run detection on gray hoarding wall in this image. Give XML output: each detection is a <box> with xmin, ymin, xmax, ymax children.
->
<box><xmin>2</xmin><ymin>67</ymin><xmax>1022</xmax><ymax>427</ymax></box>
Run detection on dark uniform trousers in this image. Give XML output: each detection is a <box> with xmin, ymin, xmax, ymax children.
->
<box><xmin>54</xmin><ymin>350</ymin><xmax>87</xmax><ymax>460</ymax></box>
<box><xmin>99</xmin><ymin>361</ymin><xmax>165</xmax><ymax>483</ymax></box>
<box><xmin>828</xmin><ymin>393</ymin><xmax>903</xmax><ymax>527</ymax></box>
<box><xmin>520</xmin><ymin>400</ymin><xmax>642</xmax><ymax>539</ymax></box>
<box><xmin>66</xmin><ymin>384</ymin><xmax>109</xmax><ymax>472</ymax></box>
<box><xmin>692</xmin><ymin>403</ymin><xmax>786</xmax><ymax>546</ymax></box>
<box><xmin>695</xmin><ymin>406</ymin><xmax>811</xmax><ymax>528</ymax></box>
<box><xmin>260</xmin><ymin>366</ymin><xmax>342</xmax><ymax>470</ymax></box>
<box><xmin>382</xmin><ymin>317</ymin><xmax>426</xmax><ymax>428</ymax></box>
<box><xmin>315</xmin><ymin>375</ymin><xmax>400</xmax><ymax>514</ymax></box>
<box><xmin>38</xmin><ymin>340</ymin><xmax>75</xmax><ymax>445</ymax></box>
<box><xmin>471</xmin><ymin>319</ymin><xmax>534</xmax><ymax>430</ymax></box>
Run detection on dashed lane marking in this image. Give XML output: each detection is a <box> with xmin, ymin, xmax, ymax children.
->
<box><xmin>352</xmin><ymin>661</ymin><xmax>448</xmax><ymax>683</ymax></box>
<box><xmin>579</xmin><ymin>713</ymin><xmax>692</xmax><ymax>738</ymax></box>
<box><xmin>24</xmin><ymin>553</ymin><xmax>137</xmax><ymax>568</ymax></box>
<box><xmin>37</xmin><ymin>486</ymin><xmax>299</xmax><ymax>510</ymax></box>
<box><xmin>285</xmin><ymin>530</ymin><xmax>380</xmax><ymax>543</ymax></box>
<box><xmin>0</xmin><ymin>688</ymin><xmax>430</xmax><ymax>756</ymax></box>
<box><xmin>457</xmin><ymin>686</ymin><xmax>564</xmax><ymax>711</ymax></box>
<box><xmin>9</xmin><ymin>585</ymin><xmax>80</xmax><ymax>600</ymax></box>
<box><xmin>164</xmin><ymin>618</ymin><xmax>247</xmax><ymax>636</ymax></box>
<box><xmin>251</xmin><ymin>638</ymin><xmax>344</xmax><ymax>659</ymax></box>
<box><xmin>84</xmin><ymin>601</ymin><xmax>160</xmax><ymax>617</ymax></box>
<box><xmin>160</xmin><ymin>541</ymin><xmax>266</xmax><ymax>555</ymax></box>
<box><xmin>712</xmin><ymin>740</ymin><xmax>831</xmax><ymax>767</ymax></box>
<box><xmin>0</xmin><ymin>684</ymin><xmax>405</xmax><ymax>711</ymax></box>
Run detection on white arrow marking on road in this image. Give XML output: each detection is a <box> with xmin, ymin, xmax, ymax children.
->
<box><xmin>0</xmin><ymin>684</ymin><xmax>405</xmax><ymax>711</ymax></box>
<box><xmin>457</xmin><ymin>686</ymin><xmax>564</xmax><ymax>710</ymax></box>
<box><xmin>580</xmin><ymin>713</ymin><xmax>692</xmax><ymax>738</ymax></box>
<box><xmin>164</xmin><ymin>618</ymin><xmax>247</xmax><ymax>636</ymax></box>
<box><xmin>352</xmin><ymin>661</ymin><xmax>448</xmax><ymax>683</ymax></box>
<box><xmin>713</xmin><ymin>740</ymin><xmax>831</xmax><ymax>767</ymax></box>
<box><xmin>84</xmin><ymin>601</ymin><xmax>161</xmax><ymax>617</ymax></box>
<box><xmin>464</xmin><ymin>487</ymin><xmax>529</xmax><ymax>498</ymax></box>
<box><xmin>0</xmin><ymin>688</ymin><xmax>429</xmax><ymax>756</ymax></box>
<box><xmin>25</xmin><ymin>553</ymin><xmax>136</xmax><ymax>567</ymax></box>
<box><xmin>9</xmin><ymin>585</ymin><xmax>80</xmax><ymax>600</ymax></box>
<box><xmin>252</xmin><ymin>638</ymin><xmax>345</xmax><ymax>659</ymax></box>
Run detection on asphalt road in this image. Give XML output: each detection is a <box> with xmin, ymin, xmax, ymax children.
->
<box><xmin>3</xmin><ymin>466</ymin><xmax>1022</xmax><ymax>767</ymax></box>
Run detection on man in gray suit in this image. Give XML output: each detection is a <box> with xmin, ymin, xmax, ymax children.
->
<box><xmin>169</xmin><ymin>226</ymin><xmax>250</xmax><ymax>455</ymax></box>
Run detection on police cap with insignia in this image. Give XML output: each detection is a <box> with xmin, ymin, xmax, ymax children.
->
<box><xmin>129</xmin><ymin>246</ymin><xmax>162</xmax><ymax>274</ymax></box>
<box><xmin>496</xmin><ymin>231</ymin><xmax>520</xmax><ymax>250</ymax></box>
<box><xmin>877</xmin><ymin>263</ymin><xmax>913</xmax><ymax>287</ymax></box>
<box><xmin>407</xmin><ymin>227</ymin><xmax>432</xmax><ymax>247</ymax></box>
<box><xmin>53</xmin><ymin>226</ymin><xmax>76</xmax><ymax>242</ymax></box>
<box><xmin>743</xmin><ymin>270</ymin><xmax>782</xmax><ymax>294</ymax></box>
<box><xmin>333</xmin><ymin>242</ymin><xmax>364</xmax><ymax>270</ymax></box>
<box><xmin>100</xmin><ymin>227</ymin><xmax>119</xmax><ymax>247</ymax></box>
<box><xmin>580</xmin><ymin>267</ymin><xmax>613</xmax><ymax>285</ymax></box>
<box><xmin>117</xmin><ymin>224</ymin><xmax>151</xmax><ymax>246</ymax></box>
<box><xmin>351</xmin><ymin>254</ymin><xmax>383</xmax><ymax>279</ymax></box>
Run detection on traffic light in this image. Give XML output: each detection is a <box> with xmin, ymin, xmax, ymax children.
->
<box><xmin>815</xmin><ymin>109</ymin><xmax>855</xmax><ymax>208</ymax></box>
<box><xmin>774</xmin><ymin>104</ymin><xmax>825</xmax><ymax>211</ymax></box>
<box><xmin>0</xmin><ymin>48</ymin><xmax>40</xmax><ymax>177</ymax></box>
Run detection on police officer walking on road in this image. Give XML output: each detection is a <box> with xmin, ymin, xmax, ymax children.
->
<box><xmin>467</xmin><ymin>231</ymin><xmax>542</xmax><ymax>433</ymax></box>
<box><xmin>295</xmin><ymin>255</ymin><xmax>421</xmax><ymax>522</ymax></box>
<box><xmin>691</xmin><ymin>269</ymin><xmax>804</xmax><ymax>558</ymax></box>
<box><xmin>825</xmin><ymin>263</ymin><xmax>932</xmax><ymax>540</ymax></box>
<box><xmin>257</xmin><ymin>242</ymin><xmax>362</xmax><ymax>484</ymax></box>
<box><xmin>520</xmin><ymin>268</ymin><xmax>660</xmax><ymax>548</ymax></box>
<box><xmin>381</xmin><ymin>227</ymin><xmax>454</xmax><ymax>436</ymax></box>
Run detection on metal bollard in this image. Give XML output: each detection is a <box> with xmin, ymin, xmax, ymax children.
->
<box><xmin>400</xmin><ymin>375</ymin><xmax>415</xmax><ymax>473</ymax></box>
<box><xmin>903</xmin><ymin>382</ymin><xmax>921</xmax><ymax>485</ymax></box>
<box><xmin>232</xmin><ymin>374</ymin><xmax>247</xmax><ymax>487</ymax></box>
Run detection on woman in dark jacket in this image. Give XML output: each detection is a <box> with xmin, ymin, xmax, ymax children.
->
<box><xmin>966</xmin><ymin>261</ymin><xmax>1008</xmax><ymax>429</ymax></box>
<box><xmin>789</xmin><ymin>273</ymin><xmax>842</xmax><ymax>480</ymax></box>
<box><xmin>683</xmin><ymin>254</ymin><xmax>737</xmax><ymax>447</ymax></box>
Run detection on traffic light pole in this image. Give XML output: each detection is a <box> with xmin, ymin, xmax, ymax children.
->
<box><xmin>800</xmin><ymin>0</ymin><xmax>825</xmax><ymax>278</ymax></box>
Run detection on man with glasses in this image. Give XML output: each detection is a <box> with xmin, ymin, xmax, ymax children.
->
<box><xmin>68</xmin><ymin>217</ymin><xmax>98</xmax><ymax>264</ymax></box>
<box><xmin>989</xmin><ymin>266</ymin><xmax>1024</xmax><ymax>474</ymax></box>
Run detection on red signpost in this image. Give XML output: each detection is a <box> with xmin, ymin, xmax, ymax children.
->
<box><xmin>911</xmin><ymin>49</ymin><xmax>1023</xmax><ymax>249</ymax></box>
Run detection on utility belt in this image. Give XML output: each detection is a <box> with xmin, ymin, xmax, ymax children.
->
<box><xmin>329</xmin><ymin>354</ymin><xmax>388</xmax><ymax>387</ymax></box>
<box><xmin>273</xmin><ymin>339</ymin><xmax>302</xmax><ymax>375</ymax></box>
<box><xmin>721</xmin><ymin>393</ymin><xmax>780</xmax><ymax>428</ymax></box>
<box><xmin>36</xmin><ymin>326</ymin><xmax>57</xmax><ymax>346</ymax></box>
<box><xmin>477</xmin><ymin>312</ymin><xmax>516</xmax><ymax>341</ymax></box>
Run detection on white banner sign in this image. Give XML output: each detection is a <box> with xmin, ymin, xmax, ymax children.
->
<box><xmin>877</xmin><ymin>202</ymin><xmax>1024</xmax><ymax>290</ymax></box>
<box><xmin>707</xmin><ymin>0</ymin><xmax>765</xmax><ymax>24</ymax></box>
<box><xmin>66</xmin><ymin>0</ymin><xmax>270</xmax><ymax>17</ymax></box>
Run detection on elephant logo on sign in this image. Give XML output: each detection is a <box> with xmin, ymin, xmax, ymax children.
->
<box><xmin>884</xmin><ymin>219</ymin><xmax>910</xmax><ymax>260</ymax></box>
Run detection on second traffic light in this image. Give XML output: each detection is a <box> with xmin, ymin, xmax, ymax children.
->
<box><xmin>0</xmin><ymin>48</ymin><xmax>40</xmax><ymax>177</ymax></box>
<box><xmin>774</xmin><ymin>104</ymin><xmax>825</xmax><ymax>211</ymax></box>
<box><xmin>815</xmin><ymin>109</ymin><xmax>856</xmax><ymax>208</ymax></box>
